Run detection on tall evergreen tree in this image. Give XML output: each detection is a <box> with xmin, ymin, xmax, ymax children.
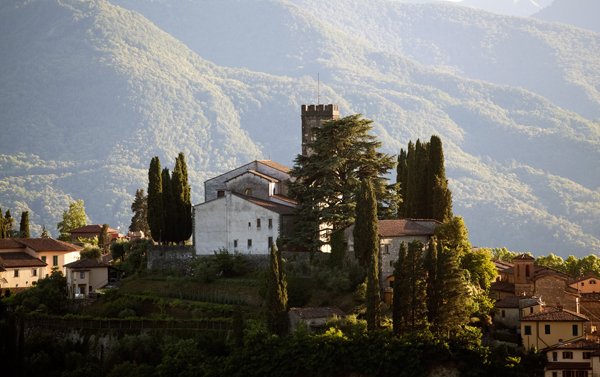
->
<box><xmin>393</xmin><ymin>242</ymin><xmax>409</xmax><ymax>336</ymax></box>
<box><xmin>147</xmin><ymin>156</ymin><xmax>164</xmax><ymax>243</ymax></box>
<box><xmin>129</xmin><ymin>188</ymin><xmax>150</xmax><ymax>236</ymax></box>
<box><xmin>265</xmin><ymin>243</ymin><xmax>289</xmax><ymax>335</ymax></box>
<box><xmin>40</xmin><ymin>225</ymin><xmax>50</xmax><ymax>238</ymax></box>
<box><xmin>287</xmin><ymin>114</ymin><xmax>396</xmax><ymax>251</ymax></box>
<box><xmin>0</xmin><ymin>206</ymin><xmax>5</xmax><ymax>239</ymax></box>
<box><xmin>19</xmin><ymin>211</ymin><xmax>30</xmax><ymax>238</ymax></box>
<box><xmin>162</xmin><ymin>167</ymin><xmax>176</xmax><ymax>244</ymax></box>
<box><xmin>4</xmin><ymin>210</ymin><xmax>15</xmax><ymax>238</ymax></box>
<box><xmin>98</xmin><ymin>223</ymin><xmax>110</xmax><ymax>252</ymax></box>
<box><xmin>405</xmin><ymin>239</ymin><xmax>427</xmax><ymax>331</ymax></box>
<box><xmin>435</xmin><ymin>241</ymin><xmax>470</xmax><ymax>333</ymax></box>
<box><xmin>354</xmin><ymin>179</ymin><xmax>380</xmax><ymax>331</ymax></box>
<box><xmin>396</xmin><ymin>149</ymin><xmax>407</xmax><ymax>218</ymax></box>
<box><xmin>415</xmin><ymin>139</ymin><xmax>430</xmax><ymax>218</ymax></box>
<box><xmin>424</xmin><ymin>238</ymin><xmax>439</xmax><ymax>325</ymax></box>
<box><xmin>428</xmin><ymin>135</ymin><xmax>453</xmax><ymax>222</ymax></box>
<box><xmin>404</xmin><ymin>141</ymin><xmax>417</xmax><ymax>218</ymax></box>
<box><xmin>172</xmin><ymin>153</ymin><xmax>192</xmax><ymax>243</ymax></box>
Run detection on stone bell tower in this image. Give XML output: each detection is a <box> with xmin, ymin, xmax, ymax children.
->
<box><xmin>301</xmin><ymin>104</ymin><xmax>340</xmax><ymax>156</ymax></box>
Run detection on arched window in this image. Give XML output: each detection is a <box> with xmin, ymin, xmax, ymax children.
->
<box><xmin>591</xmin><ymin>280</ymin><xmax>597</xmax><ymax>285</ymax></box>
<box><xmin>244</xmin><ymin>188</ymin><xmax>253</xmax><ymax>196</ymax></box>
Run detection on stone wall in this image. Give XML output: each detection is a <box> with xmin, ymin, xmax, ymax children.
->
<box><xmin>147</xmin><ymin>245</ymin><xmax>195</xmax><ymax>275</ymax></box>
<box><xmin>534</xmin><ymin>275</ymin><xmax>578</xmax><ymax>312</ymax></box>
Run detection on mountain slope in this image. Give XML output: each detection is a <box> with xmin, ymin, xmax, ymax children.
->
<box><xmin>1</xmin><ymin>0</ymin><xmax>599</xmax><ymax>258</ymax></box>
<box><xmin>532</xmin><ymin>0</ymin><xmax>600</xmax><ymax>35</ymax></box>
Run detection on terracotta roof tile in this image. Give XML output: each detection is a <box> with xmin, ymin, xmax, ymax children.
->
<box><xmin>233</xmin><ymin>193</ymin><xmax>295</xmax><ymax>215</ymax></box>
<box><xmin>290</xmin><ymin>306</ymin><xmax>346</xmax><ymax>319</ymax></box>
<box><xmin>0</xmin><ymin>252</ymin><xmax>47</xmax><ymax>268</ymax></box>
<box><xmin>68</xmin><ymin>225</ymin><xmax>118</xmax><ymax>234</ymax></box>
<box><xmin>520</xmin><ymin>307</ymin><xmax>588</xmax><ymax>322</ymax></box>
<box><xmin>64</xmin><ymin>258</ymin><xmax>111</xmax><ymax>269</ymax></box>
<box><xmin>0</xmin><ymin>239</ymin><xmax>24</xmax><ymax>249</ymax></box>
<box><xmin>16</xmin><ymin>238</ymin><xmax>83</xmax><ymax>252</ymax></box>
<box><xmin>546</xmin><ymin>339</ymin><xmax>600</xmax><ymax>351</ymax></box>
<box><xmin>378</xmin><ymin>219</ymin><xmax>438</xmax><ymax>237</ymax></box>
<box><xmin>256</xmin><ymin>160</ymin><xmax>291</xmax><ymax>173</ymax></box>
<box><xmin>580</xmin><ymin>293</ymin><xmax>600</xmax><ymax>302</ymax></box>
<box><xmin>490</xmin><ymin>281</ymin><xmax>515</xmax><ymax>293</ymax></box>
<box><xmin>570</xmin><ymin>273</ymin><xmax>598</xmax><ymax>285</ymax></box>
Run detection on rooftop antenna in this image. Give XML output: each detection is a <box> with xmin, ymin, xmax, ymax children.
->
<box><xmin>318</xmin><ymin>73</ymin><xmax>320</xmax><ymax>105</ymax></box>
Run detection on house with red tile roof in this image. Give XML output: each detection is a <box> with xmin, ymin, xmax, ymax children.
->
<box><xmin>68</xmin><ymin>224</ymin><xmax>118</xmax><ymax>243</ymax></box>
<box><xmin>543</xmin><ymin>339</ymin><xmax>600</xmax><ymax>377</ymax></box>
<box><xmin>0</xmin><ymin>238</ymin><xmax>82</xmax><ymax>277</ymax></box>
<box><xmin>521</xmin><ymin>306</ymin><xmax>588</xmax><ymax>350</ymax></box>
<box><xmin>64</xmin><ymin>258</ymin><xmax>112</xmax><ymax>298</ymax></box>
<box><xmin>571</xmin><ymin>272</ymin><xmax>600</xmax><ymax>294</ymax></box>
<box><xmin>0</xmin><ymin>252</ymin><xmax>46</xmax><ymax>292</ymax></box>
<box><xmin>194</xmin><ymin>160</ymin><xmax>297</xmax><ymax>255</ymax></box>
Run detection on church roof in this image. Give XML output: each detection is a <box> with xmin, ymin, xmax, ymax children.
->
<box><xmin>233</xmin><ymin>193</ymin><xmax>295</xmax><ymax>215</ymax></box>
<box><xmin>225</xmin><ymin>169</ymin><xmax>280</xmax><ymax>183</ymax></box>
<box><xmin>256</xmin><ymin>160</ymin><xmax>291</xmax><ymax>173</ymax></box>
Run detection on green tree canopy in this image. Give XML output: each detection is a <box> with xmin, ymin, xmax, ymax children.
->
<box><xmin>98</xmin><ymin>223</ymin><xmax>110</xmax><ymax>252</ymax></box>
<box><xmin>56</xmin><ymin>200</ymin><xmax>88</xmax><ymax>242</ymax></box>
<box><xmin>287</xmin><ymin>114</ymin><xmax>397</xmax><ymax>251</ymax></box>
<box><xmin>129</xmin><ymin>188</ymin><xmax>150</xmax><ymax>236</ymax></box>
<box><xmin>147</xmin><ymin>156</ymin><xmax>163</xmax><ymax>243</ymax></box>
<box><xmin>40</xmin><ymin>225</ymin><xmax>50</xmax><ymax>238</ymax></box>
<box><xmin>265</xmin><ymin>243</ymin><xmax>288</xmax><ymax>335</ymax></box>
<box><xmin>19</xmin><ymin>211</ymin><xmax>30</xmax><ymax>238</ymax></box>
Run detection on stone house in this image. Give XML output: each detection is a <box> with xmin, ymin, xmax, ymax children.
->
<box><xmin>288</xmin><ymin>306</ymin><xmax>346</xmax><ymax>333</ymax></box>
<box><xmin>338</xmin><ymin>219</ymin><xmax>439</xmax><ymax>301</ymax></box>
<box><xmin>490</xmin><ymin>254</ymin><xmax>580</xmax><ymax>313</ymax></box>
<box><xmin>0</xmin><ymin>238</ymin><xmax>81</xmax><ymax>277</ymax></box>
<box><xmin>493</xmin><ymin>295</ymin><xmax>542</xmax><ymax>329</ymax></box>
<box><xmin>194</xmin><ymin>160</ymin><xmax>297</xmax><ymax>255</ymax></box>
<box><xmin>520</xmin><ymin>306</ymin><xmax>588</xmax><ymax>350</ymax></box>
<box><xmin>64</xmin><ymin>259</ymin><xmax>112</xmax><ymax>298</ymax></box>
<box><xmin>570</xmin><ymin>272</ymin><xmax>600</xmax><ymax>294</ymax></box>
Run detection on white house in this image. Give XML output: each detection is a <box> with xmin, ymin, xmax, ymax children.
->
<box><xmin>194</xmin><ymin>160</ymin><xmax>297</xmax><ymax>255</ymax></box>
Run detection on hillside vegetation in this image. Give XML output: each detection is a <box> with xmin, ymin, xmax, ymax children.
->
<box><xmin>0</xmin><ymin>0</ymin><xmax>599</xmax><ymax>257</ymax></box>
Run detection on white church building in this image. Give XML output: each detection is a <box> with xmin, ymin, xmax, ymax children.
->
<box><xmin>193</xmin><ymin>160</ymin><xmax>297</xmax><ymax>255</ymax></box>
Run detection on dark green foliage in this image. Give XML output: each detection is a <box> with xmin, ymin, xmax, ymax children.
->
<box><xmin>130</xmin><ymin>189</ymin><xmax>150</xmax><ymax>236</ymax></box>
<box><xmin>354</xmin><ymin>179</ymin><xmax>380</xmax><ymax>331</ymax></box>
<box><xmin>113</xmin><ymin>239</ymin><xmax>152</xmax><ymax>276</ymax></box>
<box><xmin>161</xmin><ymin>167</ymin><xmax>176</xmax><ymax>244</ymax></box>
<box><xmin>265</xmin><ymin>243</ymin><xmax>289</xmax><ymax>335</ymax></box>
<box><xmin>80</xmin><ymin>245</ymin><xmax>102</xmax><ymax>260</ymax></box>
<box><xmin>398</xmin><ymin>136</ymin><xmax>453</xmax><ymax>222</ymax></box>
<box><xmin>147</xmin><ymin>157</ymin><xmax>164</xmax><ymax>244</ymax></box>
<box><xmin>8</xmin><ymin>270</ymin><xmax>68</xmax><ymax>314</ymax></box>
<box><xmin>172</xmin><ymin>152</ymin><xmax>192</xmax><ymax>243</ymax></box>
<box><xmin>98</xmin><ymin>223</ymin><xmax>110</xmax><ymax>252</ymax></box>
<box><xmin>392</xmin><ymin>242</ymin><xmax>408</xmax><ymax>337</ymax></box>
<box><xmin>110</xmin><ymin>241</ymin><xmax>127</xmax><ymax>263</ymax></box>
<box><xmin>434</xmin><ymin>215</ymin><xmax>472</xmax><ymax>262</ymax></box>
<box><xmin>212</xmin><ymin>248</ymin><xmax>247</xmax><ymax>277</ymax></box>
<box><xmin>0</xmin><ymin>206</ymin><xmax>5</xmax><ymax>239</ymax></box>
<box><xmin>326</xmin><ymin>230</ymin><xmax>346</xmax><ymax>269</ymax></box>
<box><xmin>104</xmin><ymin>333</ymin><xmax>162</xmax><ymax>371</ymax></box>
<box><xmin>403</xmin><ymin>240</ymin><xmax>427</xmax><ymax>332</ymax></box>
<box><xmin>19</xmin><ymin>211</ymin><xmax>30</xmax><ymax>238</ymax></box>
<box><xmin>40</xmin><ymin>225</ymin><xmax>50</xmax><ymax>238</ymax></box>
<box><xmin>4</xmin><ymin>209</ymin><xmax>16</xmax><ymax>238</ymax></box>
<box><xmin>232</xmin><ymin>306</ymin><xmax>245</xmax><ymax>348</ymax></box>
<box><xmin>287</xmin><ymin>114</ymin><xmax>396</xmax><ymax>251</ymax></box>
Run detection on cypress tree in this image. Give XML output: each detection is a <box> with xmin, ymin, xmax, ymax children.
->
<box><xmin>404</xmin><ymin>141</ymin><xmax>417</xmax><ymax>218</ymax></box>
<box><xmin>172</xmin><ymin>153</ymin><xmax>192</xmax><ymax>243</ymax></box>
<box><xmin>147</xmin><ymin>156</ymin><xmax>164</xmax><ymax>243</ymax></box>
<box><xmin>4</xmin><ymin>210</ymin><xmax>15</xmax><ymax>238</ymax></box>
<box><xmin>354</xmin><ymin>179</ymin><xmax>380</xmax><ymax>331</ymax></box>
<box><xmin>162</xmin><ymin>167</ymin><xmax>176</xmax><ymax>244</ymax></box>
<box><xmin>0</xmin><ymin>206</ymin><xmax>5</xmax><ymax>239</ymax></box>
<box><xmin>396</xmin><ymin>149</ymin><xmax>407</xmax><ymax>218</ymax></box>
<box><xmin>424</xmin><ymin>238</ymin><xmax>441</xmax><ymax>325</ymax></box>
<box><xmin>429</xmin><ymin>135</ymin><xmax>453</xmax><ymax>222</ymax></box>
<box><xmin>393</xmin><ymin>241</ymin><xmax>409</xmax><ymax>336</ymax></box>
<box><xmin>98</xmin><ymin>223</ymin><xmax>110</xmax><ymax>252</ymax></box>
<box><xmin>435</xmin><ymin>241</ymin><xmax>470</xmax><ymax>333</ymax></box>
<box><xmin>415</xmin><ymin>139</ymin><xmax>430</xmax><ymax>218</ymax></box>
<box><xmin>405</xmin><ymin>239</ymin><xmax>427</xmax><ymax>332</ymax></box>
<box><xmin>265</xmin><ymin>243</ymin><xmax>289</xmax><ymax>335</ymax></box>
<box><xmin>19</xmin><ymin>211</ymin><xmax>30</xmax><ymax>238</ymax></box>
<box><xmin>40</xmin><ymin>225</ymin><xmax>50</xmax><ymax>238</ymax></box>
<box><xmin>130</xmin><ymin>189</ymin><xmax>150</xmax><ymax>236</ymax></box>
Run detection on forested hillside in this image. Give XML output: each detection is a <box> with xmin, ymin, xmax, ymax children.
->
<box><xmin>1</xmin><ymin>0</ymin><xmax>599</xmax><ymax>257</ymax></box>
<box><xmin>532</xmin><ymin>0</ymin><xmax>600</xmax><ymax>34</ymax></box>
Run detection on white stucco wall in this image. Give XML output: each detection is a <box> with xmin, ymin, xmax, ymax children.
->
<box><xmin>194</xmin><ymin>193</ymin><xmax>282</xmax><ymax>255</ymax></box>
<box><xmin>1</xmin><ymin>266</ymin><xmax>44</xmax><ymax>289</ymax></box>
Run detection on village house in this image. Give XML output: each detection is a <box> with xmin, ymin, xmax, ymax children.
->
<box><xmin>0</xmin><ymin>251</ymin><xmax>46</xmax><ymax>293</ymax></box>
<box><xmin>63</xmin><ymin>258</ymin><xmax>112</xmax><ymax>298</ymax></box>
<box><xmin>571</xmin><ymin>273</ymin><xmax>600</xmax><ymax>294</ymax></box>
<box><xmin>0</xmin><ymin>238</ymin><xmax>81</xmax><ymax>279</ymax></box>
<box><xmin>68</xmin><ymin>224</ymin><xmax>118</xmax><ymax>243</ymax></box>
<box><xmin>544</xmin><ymin>339</ymin><xmax>600</xmax><ymax>377</ymax></box>
<box><xmin>520</xmin><ymin>305</ymin><xmax>588</xmax><ymax>350</ymax></box>
<box><xmin>493</xmin><ymin>295</ymin><xmax>542</xmax><ymax>329</ymax></box>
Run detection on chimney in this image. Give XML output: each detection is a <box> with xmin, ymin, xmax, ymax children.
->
<box><xmin>557</xmin><ymin>303</ymin><xmax>563</xmax><ymax>311</ymax></box>
<box><xmin>559</xmin><ymin>339</ymin><xmax>563</xmax><ymax>345</ymax></box>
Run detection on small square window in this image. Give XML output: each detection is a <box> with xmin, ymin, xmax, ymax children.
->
<box><xmin>573</xmin><ymin>324</ymin><xmax>578</xmax><ymax>336</ymax></box>
<box><xmin>545</xmin><ymin>324</ymin><xmax>550</xmax><ymax>334</ymax></box>
<box><xmin>41</xmin><ymin>256</ymin><xmax>46</xmax><ymax>263</ymax></box>
<box><xmin>268</xmin><ymin>219</ymin><xmax>273</xmax><ymax>229</ymax></box>
<box><xmin>32</xmin><ymin>269</ymin><xmax>37</xmax><ymax>277</ymax></box>
<box><xmin>80</xmin><ymin>272</ymin><xmax>85</xmax><ymax>279</ymax></box>
<box><xmin>268</xmin><ymin>237</ymin><xmax>273</xmax><ymax>248</ymax></box>
<box><xmin>14</xmin><ymin>269</ymin><xmax>19</xmax><ymax>278</ymax></box>
<box><xmin>584</xmin><ymin>352</ymin><xmax>592</xmax><ymax>359</ymax></box>
<box><xmin>524</xmin><ymin>325</ymin><xmax>531</xmax><ymax>335</ymax></box>
<box><xmin>257</xmin><ymin>219</ymin><xmax>261</xmax><ymax>229</ymax></box>
<box><xmin>502</xmin><ymin>310</ymin><xmax>505</xmax><ymax>318</ymax></box>
<box><xmin>530</xmin><ymin>307</ymin><xmax>533</xmax><ymax>314</ymax></box>
<box><xmin>248</xmin><ymin>239</ymin><xmax>252</xmax><ymax>248</ymax></box>
<box><xmin>582</xmin><ymin>282</ymin><xmax>585</xmax><ymax>286</ymax></box>
<box><xmin>217</xmin><ymin>190</ymin><xmax>225</xmax><ymax>198</ymax></box>
<box><xmin>234</xmin><ymin>240</ymin><xmax>238</xmax><ymax>248</ymax></box>
<box><xmin>552</xmin><ymin>352</ymin><xmax>558</xmax><ymax>361</ymax></box>
<box><xmin>563</xmin><ymin>351</ymin><xmax>573</xmax><ymax>359</ymax></box>
<box><xmin>53</xmin><ymin>255</ymin><xmax>58</xmax><ymax>266</ymax></box>
<box><xmin>248</xmin><ymin>222</ymin><xmax>251</xmax><ymax>228</ymax></box>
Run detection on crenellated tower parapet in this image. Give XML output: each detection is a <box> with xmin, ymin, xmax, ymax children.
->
<box><xmin>301</xmin><ymin>104</ymin><xmax>340</xmax><ymax>156</ymax></box>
